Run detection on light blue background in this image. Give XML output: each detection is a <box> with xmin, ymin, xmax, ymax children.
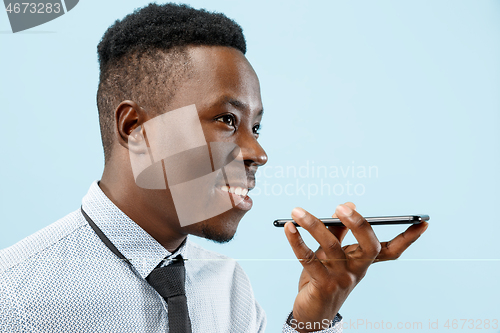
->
<box><xmin>1</xmin><ymin>1</ymin><xmax>499</xmax><ymax>332</ymax></box>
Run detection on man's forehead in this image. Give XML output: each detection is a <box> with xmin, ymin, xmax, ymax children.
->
<box><xmin>186</xmin><ymin>45</ymin><xmax>257</xmax><ymax>85</ymax></box>
<box><xmin>186</xmin><ymin>44</ymin><xmax>247</xmax><ymax>65</ymax></box>
<box><xmin>165</xmin><ymin>45</ymin><xmax>262</xmax><ymax>115</ymax></box>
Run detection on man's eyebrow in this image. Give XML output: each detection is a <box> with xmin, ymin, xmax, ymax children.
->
<box><xmin>223</xmin><ymin>96</ymin><xmax>264</xmax><ymax>116</ymax></box>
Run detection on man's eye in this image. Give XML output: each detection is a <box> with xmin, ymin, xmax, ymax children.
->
<box><xmin>216</xmin><ymin>114</ymin><xmax>235</xmax><ymax>127</ymax></box>
<box><xmin>253</xmin><ymin>124</ymin><xmax>261</xmax><ymax>135</ymax></box>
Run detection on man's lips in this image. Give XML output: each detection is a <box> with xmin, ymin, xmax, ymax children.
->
<box><xmin>214</xmin><ymin>173</ymin><xmax>256</xmax><ymax>211</ymax></box>
<box><xmin>216</xmin><ymin>183</ymin><xmax>254</xmax><ymax>211</ymax></box>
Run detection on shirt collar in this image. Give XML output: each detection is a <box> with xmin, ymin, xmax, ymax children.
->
<box><xmin>81</xmin><ymin>181</ymin><xmax>187</xmax><ymax>279</ymax></box>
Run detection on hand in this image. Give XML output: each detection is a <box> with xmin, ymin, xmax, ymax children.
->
<box><xmin>284</xmin><ymin>202</ymin><xmax>428</xmax><ymax>332</ymax></box>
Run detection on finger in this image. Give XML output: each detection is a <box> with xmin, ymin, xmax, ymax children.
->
<box><xmin>327</xmin><ymin>225</ymin><xmax>348</xmax><ymax>243</ymax></box>
<box><xmin>335</xmin><ymin>204</ymin><xmax>381</xmax><ymax>262</ymax></box>
<box><xmin>284</xmin><ymin>221</ymin><xmax>328</xmax><ymax>280</ymax></box>
<box><xmin>374</xmin><ymin>222</ymin><xmax>429</xmax><ymax>262</ymax></box>
<box><xmin>327</xmin><ymin>202</ymin><xmax>356</xmax><ymax>242</ymax></box>
<box><xmin>291</xmin><ymin>207</ymin><xmax>345</xmax><ymax>261</ymax></box>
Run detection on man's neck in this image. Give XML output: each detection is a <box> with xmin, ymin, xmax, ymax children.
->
<box><xmin>99</xmin><ymin>165</ymin><xmax>187</xmax><ymax>253</ymax></box>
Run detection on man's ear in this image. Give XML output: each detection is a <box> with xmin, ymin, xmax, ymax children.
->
<box><xmin>115</xmin><ymin>100</ymin><xmax>148</xmax><ymax>153</ymax></box>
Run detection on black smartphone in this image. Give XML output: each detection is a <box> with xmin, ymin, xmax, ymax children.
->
<box><xmin>273</xmin><ymin>215</ymin><xmax>430</xmax><ymax>227</ymax></box>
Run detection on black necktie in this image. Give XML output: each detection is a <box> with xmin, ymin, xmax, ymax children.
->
<box><xmin>147</xmin><ymin>255</ymin><xmax>192</xmax><ymax>333</ymax></box>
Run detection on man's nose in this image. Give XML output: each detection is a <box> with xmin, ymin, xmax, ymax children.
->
<box><xmin>239</xmin><ymin>133</ymin><xmax>268</xmax><ymax>167</ymax></box>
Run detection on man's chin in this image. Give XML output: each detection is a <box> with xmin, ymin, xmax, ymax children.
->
<box><xmin>197</xmin><ymin>209</ymin><xmax>245</xmax><ymax>243</ymax></box>
<box><xmin>201</xmin><ymin>225</ymin><xmax>236</xmax><ymax>244</ymax></box>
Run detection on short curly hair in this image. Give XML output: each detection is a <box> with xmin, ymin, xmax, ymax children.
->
<box><xmin>96</xmin><ymin>3</ymin><xmax>246</xmax><ymax>162</ymax></box>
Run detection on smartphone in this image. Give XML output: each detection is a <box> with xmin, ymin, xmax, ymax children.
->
<box><xmin>273</xmin><ymin>215</ymin><xmax>430</xmax><ymax>227</ymax></box>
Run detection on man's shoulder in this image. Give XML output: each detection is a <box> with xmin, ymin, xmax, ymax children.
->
<box><xmin>0</xmin><ymin>209</ymin><xmax>86</xmax><ymax>274</ymax></box>
<box><xmin>184</xmin><ymin>239</ymin><xmax>250</xmax><ymax>280</ymax></box>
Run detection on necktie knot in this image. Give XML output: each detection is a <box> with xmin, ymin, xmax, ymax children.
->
<box><xmin>147</xmin><ymin>255</ymin><xmax>186</xmax><ymax>298</ymax></box>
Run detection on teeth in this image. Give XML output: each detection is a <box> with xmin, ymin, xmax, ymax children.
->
<box><xmin>220</xmin><ymin>186</ymin><xmax>248</xmax><ymax>197</ymax></box>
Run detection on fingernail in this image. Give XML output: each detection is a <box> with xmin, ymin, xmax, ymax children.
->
<box><xmin>421</xmin><ymin>223</ymin><xmax>429</xmax><ymax>233</ymax></box>
<box><xmin>292</xmin><ymin>207</ymin><xmax>306</xmax><ymax>219</ymax></box>
<box><xmin>336</xmin><ymin>204</ymin><xmax>353</xmax><ymax>217</ymax></box>
<box><xmin>287</xmin><ymin>222</ymin><xmax>297</xmax><ymax>233</ymax></box>
<box><xmin>345</xmin><ymin>202</ymin><xmax>356</xmax><ymax>211</ymax></box>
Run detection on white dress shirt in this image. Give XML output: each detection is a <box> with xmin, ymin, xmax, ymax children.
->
<box><xmin>0</xmin><ymin>181</ymin><xmax>342</xmax><ymax>332</ymax></box>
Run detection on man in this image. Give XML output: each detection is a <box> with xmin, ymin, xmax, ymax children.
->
<box><xmin>0</xmin><ymin>3</ymin><xmax>428</xmax><ymax>332</ymax></box>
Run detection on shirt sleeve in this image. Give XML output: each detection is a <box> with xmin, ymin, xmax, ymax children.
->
<box><xmin>231</xmin><ymin>261</ymin><xmax>267</xmax><ymax>332</ymax></box>
<box><xmin>282</xmin><ymin>311</ymin><xmax>343</xmax><ymax>333</ymax></box>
